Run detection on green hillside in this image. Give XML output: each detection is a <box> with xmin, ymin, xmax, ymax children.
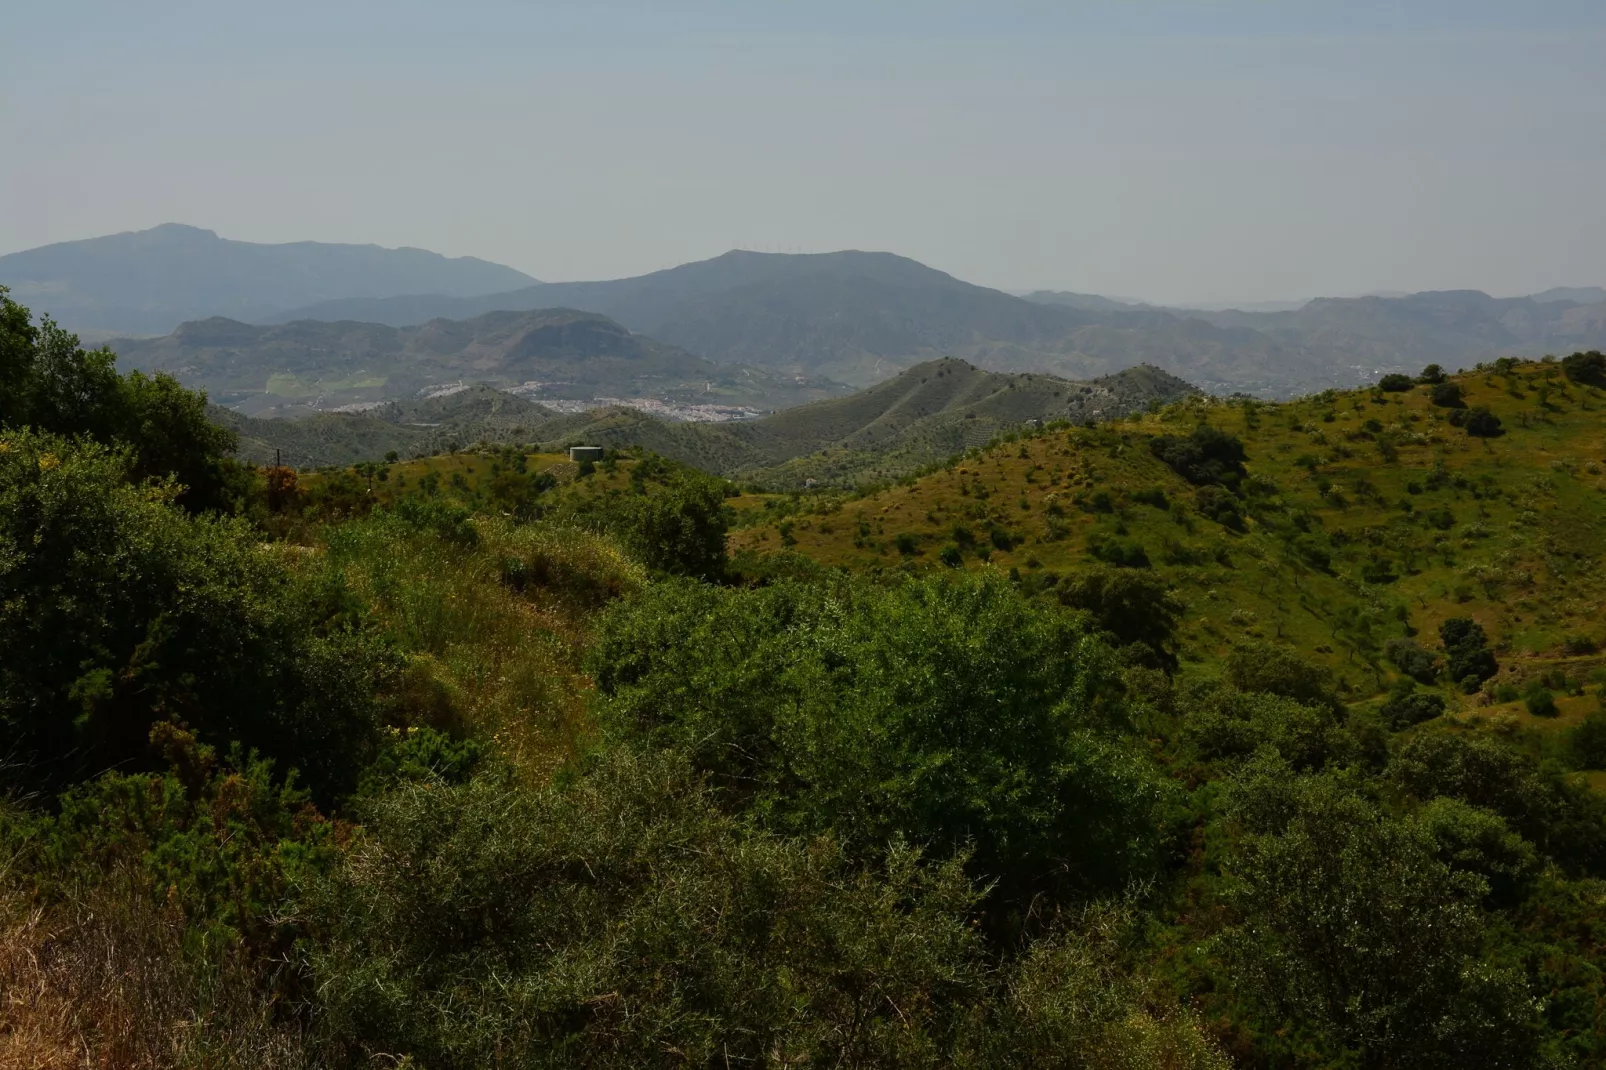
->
<box><xmin>11</xmin><ymin>286</ymin><xmax>1606</xmax><ymax>1067</ymax></box>
<box><xmin>734</xmin><ymin>356</ymin><xmax>1606</xmax><ymax>711</ymax></box>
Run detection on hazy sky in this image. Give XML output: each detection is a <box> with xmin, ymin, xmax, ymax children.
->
<box><xmin>3</xmin><ymin>1</ymin><xmax>1604</xmax><ymax>304</ymax></box>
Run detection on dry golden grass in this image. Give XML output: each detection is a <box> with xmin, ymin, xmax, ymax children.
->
<box><xmin>0</xmin><ymin>884</ymin><xmax>310</xmax><ymax>1070</ymax></box>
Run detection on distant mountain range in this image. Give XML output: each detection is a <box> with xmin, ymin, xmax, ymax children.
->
<box><xmin>109</xmin><ymin>308</ymin><xmax>847</xmax><ymax>417</ymax></box>
<box><xmin>6</xmin><ymin>224</ymin><xmax>1604</xmax><ymax>398</ymax></box>
<box><xmin>0</xmin><ymin>224</ymin><xmax>537</xmax><ymax>336</ymax></box>
<box><xmin>226</xmin><ymin>358</ymin><xmax>1197</xmax><ymax>487</ymax></box>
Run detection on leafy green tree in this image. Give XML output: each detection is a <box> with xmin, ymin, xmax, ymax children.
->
<box><xmin>1377</xmin><ymin>373</ymin><xmax>1414</xmax><ymax>391</ymax></box>
<box><xmin>1056</xmin><ymin>565</ymin><xmax>1183</xmax><ymax>670</ymax></box>
<box><xmin>1222</xmin><ymin>758</ymin><xmax>1538</xmax><ymax>1069</ymax></box>
<box><xmin>612</xmin><ymin>473</ymin><xmax>729</xmax><ymax>581</ymax></box>
<box><xmin>587</xmin><ymin>572</ymin><xmax>1171</xmax><ymax>897</ymax></box>
<box><xmin>1386</xmin><ymin>636</ymin><xmax>1440</xmax><ymax>683</ymax></box>
<box><xmin>1389</xmin><ymin>731</ymin><xmax>1606</xmax><ymax>877</ymax></box>
<box><xmin>1226</xmin><ymin>641</ymin><xmax>1341</xmax><ymax>712</ymax></box>
<box><xmin>1379</xmin><ymin>677</ymin><xmax>1447</xmax><ymax>729</ymax></box>
<box><xmin>1148</xmin><ymin>424</ymin><xmax>1247</xmax><ymax>487</ymax></box>
<box><xmin>0</xmin><ymin>288</ymin><xmax>241</xmax><ymax>512</ymax></box>
<box><xmin>1440</xmin><ymin>617</ymin><xmax>1497</xmax><ymax>688</ymax></box>
<box><xmin>0</xmin><ymin>431</ymin><xmax>392</xmax><ymax>798</ymax></box>
<box><xmin>1418</xmin><ymin>364</ymin><xmax>1447</xmax><ymax>384</ymax></box>
<box><xmin>1569</xmin><ymin>709</ymin><xmax>1606</xmax><ymax>770</ymax></box>
<box><xmin>1561</xmin><ymin>349</ymin><xmax>1606</xmax><ymax>387</ymax></box>
<box><xmin>1431</xmin><ymin>381</ymin><xmax>1466</xmax><ymax>408</ymax></box>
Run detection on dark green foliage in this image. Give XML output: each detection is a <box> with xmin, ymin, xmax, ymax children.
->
<box><xmin>1570</xmin><ymin>709</ymin><xmax>1606</xmax><ymax>770</ymax></box>
<box><xmin>1386</xmin><ymin>637</ymin><xmax>1440</xmax><ymax>684</ymax></box>
<box><xmin>1148</xmin><ymin>424</ymin><xmax>1247</xmax><ymax>487</ymax></box>
<box><xmin>9</xmin><ymin>722</ymin><xmax>334</xmax><ymax>953</ymax></box>
<box><xmin>1450</xmin><ymin>405</ymin><xmax>1504</xmax><ymax>437</ymax></box>
<box><xmin>358</xmin><ymin>726</ymin><xmax>484</xmax><ymax>794</ymax></box>
<box><xmin>392</xmin><ymin>494</ymin><xmax>480</xmax><ymax>546</ymax></box>
<box><xmin>1440</xmin><ymin>617</ymin><xmax>1498</xmax><ymax>687</ymax></box>
<box><xmin>1431</xmin><ymin>381</ymin><xmax>1466</xmax><ymax>408</ymax></box>
<box><xmin>1378</xmin><ymin>373</ymin><xmax>1414</xmax><ymax>392</ymax></box>
<box><xmin>587</xmin><ymin>572</ymin><xmax>1171</xmax><ymax>897</ymax></box>
<box><xmin>939</xmin><ymin>543</ymin><xmax>964</xmax><ymax>567</ymax></box>
<box><xmin>611</xmin><ymin>472</ymin><xmax>729</xmax><ymax>581</ymax></box>
<box><xmin>1221</xmin><ymin>759</ymin><xmax>1539</xmax><ymax>1069</ymax></box>
<box><xmin>0</xmin><ymin>431</ymin><xmax>392</xmax><ymax>799</ymax></box>
<box><xmin>1523</xmin><ymin>684</ymin><xmax>1558</xmax><ymax>718</ymax></box>
<box><xmin>1130</xmin><ymin>485</ymin><xmax>1169</xmax><ymax>509</ymax></box>
<box><xmin>1179</xmin><ymin>682</ymin><xmax>1355</xmax><ymax>772</ymax></box>
<box><xmin>1418</xmin><ymin>364</ymin><xmax>1447</xmax><ymax>384</ymax></box>
<box><xmin>1193</xmin><ymin>484</ymin><xmax>1244</xmax><ymax>530</ymax></box>
<box><xmin>1226</xmin><ymin>641</ymin><xmax>1341</xmax><ymax>712</ymax></box>
<box><xmin>1388</xmin><ymin>732</ymin><xmax>1606</xmax><ymax>877</ymax></box>
<box><xmin>895</xmin><ymin>531</ymin><xmax>919</xmax><ymax>555</ymax></box>
<box><xmin>308</xmin><ymin>749</ymin><xmax>993</xmax><ymax>1069</ymax></box>
<box><xmin>988</xmin><ymin>523</ymin><xmax>1015</xmax><ymax>550</ymax></box>
<box><xmin>0</xmin><ymin>288</ymin><xmax>242</xmax><ymax>512</ymax></box>
<box><xmin>1380</xmin><ymin>678</ymin><xmax>1448</xmax><ymax>729</ymax></box>
<box><xmin>1086</xmin><ymin>529</ymin><xmax>1150</xmax><ymax>568</ymax></box>
<box><xmin>1561</xmin><ymin>349</ymin><xmax>1606</xmax><ymax>387</ymax></box>
<box><xmin>1416</xmin><ymin>796</ymin><xmax>1540</xmax><ymax>908</ymax></box>
<box><xmin>1055</xmin><ymin>566</ymin><xmax>1183</xmax><ymax>670</ymax></box>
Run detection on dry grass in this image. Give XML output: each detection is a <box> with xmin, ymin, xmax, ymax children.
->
<box><xmin>0</xmin><ymin>882</ymin><xmax>311</xmax><ymax>1070</ymax></box>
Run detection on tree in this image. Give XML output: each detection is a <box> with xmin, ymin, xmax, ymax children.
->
<box><xmin>0</xmin><ymin>431</ymin><xmax>391</xmax><ymax>799</ymax></box>
<box><xmin>1056</xmin><ymin>566</ymin><xmax>1184</xmax><ymax>670</ymax></box>
<box><xmin>1226</xmin><ymin>641</ymin><xmax>1341</xmax><ymax>711</ymax></box>
<box><xmin>613</xmin><ymin>473</ymin><xmax>729</xmax><ymax>581</ymax></box>
<box><xmin>1148</xmin><ymin>425</ymin><xmax>1247</xmax><ymax>487</ymax></box>
<box><xmin>1222</xmin><ymin>759</ymin><xmax>1538</xmax><ymax>1069</ymax></box>
<box><xmin>1431</xmin><ymin>381</ymin><xmax>1466</xmax><ymax>408</ymax></box>
<box><xmin>1378</xmin><ymin>373</ymin><xmax>1414</xmax><ymax>392</ymax></box>
<box><xmin>0</xmin><ymin>288</ymin><xmax>241</xmax><ymax>512</ymax></box>
<box><xmin>1418</xmin><ymin>364</ymin><xmax>1447</xmax><ymax>384</ymax></box>
<box><xmin>1561</xmin><ymin>350</ymin><xmax>1606</xmax><ymax>388</ymax></box>
<box><xmin>587</xmin><ymin>572</ymin><xmax>1171</xmax><ymax>898</ymax></box>
<box><xmin>1440</xmin><ymin>618</ymin><xmax>1497</xmax><ymax>688</ymax></box>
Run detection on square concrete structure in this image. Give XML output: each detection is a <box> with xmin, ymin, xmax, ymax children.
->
<box><xmin>568</xmin><ymin>445</ymin><xmax>605</xmax><ymax>463</ymax></box>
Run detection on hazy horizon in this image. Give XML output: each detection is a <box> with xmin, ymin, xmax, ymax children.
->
<box><xmin>4</xmin><ymin>1</ymin><xmax>1604</xmax><ymax>305</ymax></box>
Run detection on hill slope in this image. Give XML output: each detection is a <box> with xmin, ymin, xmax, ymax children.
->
<box><xmin>733</xmin><ymin>357</ymin><xmax>1606</xmax><ymax>708</ymax></box>
<box><xmin>232</xmin><ymin>358</ymin><xmax>1197</xmax><ymax>479</ymax></box>
<box><xmin>0</xmin><ymin>223</ymin><xmax>537</xmax><ymax>335</ymax></box>
<box><xmin>109</xmin><ymin>308</ymin><xmax>846</xmax><ymax>416</ymax></box>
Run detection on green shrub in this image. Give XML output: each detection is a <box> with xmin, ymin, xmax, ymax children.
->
<box><xmin>1221</xmin><ymin>758</ymin><xmax>1539</xmax><ymax>1069</ymax></box>
<box><xmin>1440</xmin><ymin>618</ymin><xmax>1498</xmax><ymax>687</ymax></box>
<box><xmin>1523</xmin><ymin>685</ymin><xmax>1558</xmax><ymax>718</ymax></box>
<box><xmin>1227</xmin><ymin>640</ymin><xmax>1341</xmax><ymax>711</ymax></box>
<box><xmin>0</xmin><ymin>431</ymin><xmax>393</xmax><ymax>799</ymax></box>
<box><xmin>1194</xmin><ymin>485</ymin><xmax>1244</xmax><ymax>530</ymax></box>
<box><xmin>1418</xmin><ymin>364</ymin><xmax>1447</xmax><ymax>384</ymax></box>
<box><xmin>1148</xmin><ymin>425</ymin><xmax>1247</xmax><ymax>487</ymax></box>
<box><xmin>1561</xmin><ymin>350</ymin><xmax>1606</xmax><ymax>388</ymax></box>
<box><xmin>1087</xmin><ymin>530</ymin><xmax>1151</xmax><ymax>568</ymax></box>
<box><xmin>1055</xmin><ymin>566</ymin><xmax>1183</xmax><ymax>670</ymax></box>
<box><xmin>307</xmin><ymin>749</ymin><xmax>993</xmax><ymax>1069</ymax></box>
<box><xmin>587</xmin><ymin>573</ymin><xmax>1171</xmax><ymax>897</ymax></box>
<box><xmin>1569</xmin><ymin>710</ymin><xmax>1606</xmax><ymax>770</ymax></box>
<box><xmin>1431</xmin><ymin>381</ymin><xmax>1466</xmax><ymax>408</ymax></box>
<box><xmin>1378</xmin><ymin>373</ymin><xmax>1415</xmax><ymax>392</ymax></box>
<box><xmin>1380</xmin><ymin>679</ymin><xmax>1447</xmax><ymax>730</ymax></box>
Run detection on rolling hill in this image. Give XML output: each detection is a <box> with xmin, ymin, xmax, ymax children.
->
<box><xmin>0</xmin><ymin>223</ymin><xmax>537</xmax><ymax>336</ymax></box>
<box><xmin>108</xmin><ymin>308</ymin><xmax>847</xmax><ymax>416</ymax></box>
<box><xmin>731</xmin><ymin>355</ymin><xmax>1606</xmax><ymax>717</ymax></box>
<box><xmin>240</xmin><ymin>358</ymin><xmax>1197</xmax><ymax>484</ymax></box>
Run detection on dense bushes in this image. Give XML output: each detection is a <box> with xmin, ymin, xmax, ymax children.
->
<box><xmin>1148</xmin><ymin>424</ymin><xmax>1247</xmax><ymax>487</ymax></box>
<box><xmin>0</xmin><ymin>288</ymin><xmax>243</xmax><ymax>512</ymax></box>
<box><xmin>587</xmin><ymin>572</ymin><xmax>1173</xmax><ymax>898</ymax></box>
<box><xmin>0</xmin><ymin>431</ymin><xmax>392</xmax><ymax>799</ymax></box>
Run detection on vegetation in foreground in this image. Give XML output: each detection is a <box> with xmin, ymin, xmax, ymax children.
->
<box><xmin>5</xmin><ymin>286</ymin><xmax>1606</xmax><ymax>1067</ymax></box>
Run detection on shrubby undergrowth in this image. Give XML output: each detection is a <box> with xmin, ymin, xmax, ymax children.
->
<box><xmin>4</xmin><ymin>291</ymin><xmax>1606</xmax><ymax>1067</ymax></box>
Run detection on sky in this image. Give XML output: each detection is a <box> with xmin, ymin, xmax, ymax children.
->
<box><xmin>2</xmin><ymin>0</ymin><xmax>1605</xmax><ymax>305</ymax></box>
